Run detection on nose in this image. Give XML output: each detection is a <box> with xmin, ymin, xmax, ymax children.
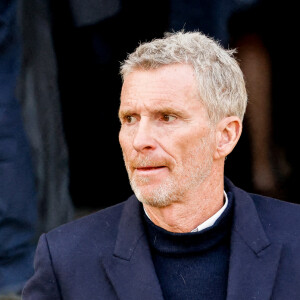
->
<box><xmin>133</xmin><ymin>119</ymin><xmax>157</xmax><ymax>152</ymax></box>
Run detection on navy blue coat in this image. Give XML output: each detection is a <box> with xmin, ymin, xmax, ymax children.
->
<box><xmin>22</xmin><ymin>179</ymin><xmax>300</xmax><ymax>299</ymax></box>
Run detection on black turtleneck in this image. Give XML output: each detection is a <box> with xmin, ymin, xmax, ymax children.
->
<box><xmin>143</xmin><ymin>192</ymin><xmax>234</xmax><ymax>300</ymax></box>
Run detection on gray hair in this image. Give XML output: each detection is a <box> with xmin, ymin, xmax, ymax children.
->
<box><xmin>120</xmin><ymin>31</ymin><xmax>247</xmax><ymax>123</ymax></box>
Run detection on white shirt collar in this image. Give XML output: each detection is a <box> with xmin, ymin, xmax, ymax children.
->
<box><xmin>144</xmin><ymin>191</ymin><xmax>229</xmax><ymax>233</ymax></box>
<box><xmin>190</xmin><ymin>191</ymin><xmax>228</xmax><ymax>232</ymax></box>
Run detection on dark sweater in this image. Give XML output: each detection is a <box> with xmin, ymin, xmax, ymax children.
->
<box><xmin>143</xmin><ymin>193</ymin><xmax>233</xmax><ymax>300</ymax></box>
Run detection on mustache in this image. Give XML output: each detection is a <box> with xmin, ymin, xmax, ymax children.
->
<box><xmin>128</xmin><ymin>155</ymin><xmax>171</xmax><ymax>168</ymax></box>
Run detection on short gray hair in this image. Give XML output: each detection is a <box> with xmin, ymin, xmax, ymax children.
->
<box><xmin>120</xmin><ymin>31</ymin><xmax>247</xmax><ymax>123</ymax></box>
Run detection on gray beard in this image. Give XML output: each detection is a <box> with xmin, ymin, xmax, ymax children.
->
<box><xmin>129</xmin><ymin>175</ymin><xmax>180</xmax><ymax>208</ymax></box>
<box><xmin>127</xmin><ymin>144</ymin><xmax>213</xmax><ymax>208</ymax></box>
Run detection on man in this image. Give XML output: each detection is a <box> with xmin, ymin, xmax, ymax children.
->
<box><xmin>22</xmin><ymin>31</ymin><xmax>300</xmax><ymax>299</ymax></box>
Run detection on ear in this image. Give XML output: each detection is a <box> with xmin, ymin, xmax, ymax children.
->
<box><xmin>213</xmin><ymin>116</ymin><xmax>242</xmax><ymax>160</ymax></box>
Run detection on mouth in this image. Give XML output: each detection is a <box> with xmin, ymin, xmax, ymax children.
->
<box><xmin>136</xmin><ymin>166</ymin><xmax>165</xmax><ymax>171</ymax></box>
<box><xmin>135</xmin><ymin>166</ymin><xmax>167</xmax><ymax>175</ymax></box>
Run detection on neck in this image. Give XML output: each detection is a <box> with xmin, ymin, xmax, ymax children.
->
<box><xmin>143</xmin><ymin>173</ymin><xmax>224</xmax><ymax>233</ymax></box>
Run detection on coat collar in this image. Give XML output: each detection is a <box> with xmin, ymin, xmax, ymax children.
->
<box><xmin>225</xmin><ymin>178</ymin><xmax>282</xmax><ymax>300</ymax></box>
<box><xmin>101</xmin><ymin>195</ymin><xmax>164</xmax><ymax>300</ymax></box>
<box><xmin>102</xmin><ymin>179</ymin><xmax>282</xmax><ymax>300</ymax></box>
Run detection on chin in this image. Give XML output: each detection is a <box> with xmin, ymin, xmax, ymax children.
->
<box><xmin>130</xmin><ymin>180</ymin><xmax>178</xmax><ymax>208</ymax></box>
<box><xmin>138</xmin><ymin>195</ymin><xmax>173</xmax><ymax>208</ymax></box>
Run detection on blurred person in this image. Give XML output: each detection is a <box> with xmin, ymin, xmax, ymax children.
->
<box><xmin>0</xmin><ymin>0</ymin><xmax>37</xmax><ymax>295</ymax></box>
<box><xmin>16</xmin><ymin>0</ymin><xmax>74</xmax><ymax>236</ymax></box>
<box><xmin>227</xmin><ymin>2</ymin><xmax>284</xmax><ymax>201</ymax></box>
<box><xmin>229</xmin><ymin>1</ymin><xmax>299</xmax><ymax>203</ymax></box>
<box><xmin>23</xmin><ymin>31</ymin><xmax>300</xmax><ymax>299</ymax></box>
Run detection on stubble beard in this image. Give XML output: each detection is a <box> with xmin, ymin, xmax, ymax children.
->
<box><xmin>124</xmin><ymin>137</ymin><xmax>214</xmax><ymax>208</ymax></box>
<box><xmin>129</xmin><ymin>173</ymin><xmax>179</xmax><ymax>208</ymax></box>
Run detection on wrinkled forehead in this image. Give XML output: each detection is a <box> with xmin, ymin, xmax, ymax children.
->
<box><xmin>121</xmin><ymin>64</ymin><xmax>199</xmax><ymax>101</ymax></box>
<box><xmin>119</xmin><ymin>64</ymin><xmax>211</xmax><ymax>123</ymax></box>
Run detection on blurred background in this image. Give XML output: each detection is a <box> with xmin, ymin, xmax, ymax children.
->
<box><xmin>0</xmin><ymin>0</ymin><xmax>298</xmax><ymax>296</ymax></box>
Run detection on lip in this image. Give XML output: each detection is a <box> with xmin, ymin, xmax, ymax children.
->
<box><xmin>135</xmin><ymin>166</ymin><xmax>167</xmax><ymax>174</ymax></box>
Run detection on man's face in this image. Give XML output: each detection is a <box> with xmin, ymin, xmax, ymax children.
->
<box><xmin>119</xmin><ymin>64</ymin><xmax>217</xmax><ymax>207</ymax></box>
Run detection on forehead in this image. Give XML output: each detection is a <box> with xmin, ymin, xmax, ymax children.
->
<box><xmin>120</xmin><ymin>64</ymin><xmax>204</xmax><ymax>112</ymax></box>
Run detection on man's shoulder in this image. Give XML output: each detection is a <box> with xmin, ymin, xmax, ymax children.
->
<box><xmin>250</xmin><ymin>192</ymin><xmax>300</xmax><ymax>222</ymax></box>
<box><xmin>44</xmin><ymin>196</ymin><xmax>135</xmax><ymax>255</ymax></box>
<box><xmin>227</xmin><ymin>177</ymin><xmax>300</xmax><ymax>236</ymax></box>
<box><xmin>250</xmin><ymin>192</ymin><xmax>300</xmax><ymax>241</ymax></box>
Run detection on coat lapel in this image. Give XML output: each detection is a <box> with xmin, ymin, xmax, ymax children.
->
<box><xmin>101</xmin><ymin>196</ymin><xmax>164</xmax><ymax>300</ymax></box>
<box><xmin>226</xmin><ymin>183</ymin><xmax>282</xmax><ymax>300</ymax></box>
<box><xmin>101</xmin><ymin>180</ymin><xmax>283</xmax><ymax>300</ymax></box>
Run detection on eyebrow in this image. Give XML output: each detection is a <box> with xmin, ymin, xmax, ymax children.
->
<box><xmin>118</xmin><ymin>105</ymin><xmax>186</xmax><ymax>120</ymax></box>
<box><xmin>152</xmin><ymin>106</ymin><xmax>185</xmax><ymax>116</ymax></box>
<box><xmin>118</xmin><ymin>109</ymin><xmax>133</xmax><ymax>120</ymax></box>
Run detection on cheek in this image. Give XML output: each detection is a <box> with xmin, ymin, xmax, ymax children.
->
<box><xmin>175</xmin><ymin>132</ymin><xmax>214</xmax><ymax>163</ymax></box>
<box><xmin>119</xmin><ymin>129</ymin><xmax>137</xmax><ymax>168</ymax></box>
<box><xmin>119</xmin><ymin>128</ymin><xmax>131</xmax><ymax>150</ymax></box>
<box><xmin>119</xmin><ymin>134</ymin><xmax>130</xmax><ymax>164</ymax></box>
<box><xmin>162</xmin><ymin>138</ymin><xmax>192</xmax><ymax>167</ymax></box>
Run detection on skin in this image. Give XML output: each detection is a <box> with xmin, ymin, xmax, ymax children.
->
<box><xmin>119</xmin><ymin>64</ymin><xmax>242</xmax><ymax>233</ymax></box>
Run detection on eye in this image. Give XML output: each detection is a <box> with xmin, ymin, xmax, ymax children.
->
<box><xmin>124</xmin><ymin>115</ymin><xmax>137</xmax><ymax>124</ymax></box>
<box><xmin>162</xmin><ymin>114</ymin><xmax>176</xmax><ymax>122</ymax></box>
